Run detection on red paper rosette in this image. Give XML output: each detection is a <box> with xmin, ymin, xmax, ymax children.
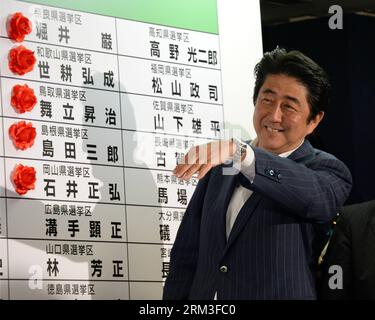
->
<box><xmin>12</xmin><ymin>164</ymin><xmax>36</xmax><ymax>195</ymax></box>
<box><xmin>7</xmin><ymin>12</ymin><xmax>32</xmax><ymax>42</ymax></box>
<box><xmin>11</xmin><ymin>84</ymin><xmax>37</xmax><ymax>113</ymax></box>
<box><xmin>8</xmin><ymin>45</ymin><xmax>36</xmax><ymax>75</ymax></box>
<box><xmin>9</xmin><ymin>121</ymin><xmax>36</xmax><ymax>150</ymax></box>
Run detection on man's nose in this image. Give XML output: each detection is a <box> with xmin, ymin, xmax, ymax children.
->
<box><xmin>268</xmin><ymin>104</ymin><xmax>283</xmax><ymax>122</ymax></box>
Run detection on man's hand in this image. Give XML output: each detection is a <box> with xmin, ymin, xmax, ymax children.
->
<box><xmin>173</xmin><ymin>139</ymin><xmax>236</xmax><ymax>180</ymax></box>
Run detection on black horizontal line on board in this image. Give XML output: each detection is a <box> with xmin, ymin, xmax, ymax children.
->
<box><xmin>0</xmin><ymin>196</ymin><xmax>188</xmax><ymax>210</ymax></box>
<box><xmin>1</xmin><ymin>115</ymin><xmax>222</xmax><ymax>140</ymax></box>
<box><xmin>5</xmin><ymin>237</ymin><xmax>174</xmax><ymax>246</ymax></box>
<box><xmin>6</xmin><ymin>278</ymin><xmax>165</xmax><ymax>283</ymax></box>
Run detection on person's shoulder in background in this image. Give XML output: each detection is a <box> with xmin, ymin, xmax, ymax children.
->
<box><xmin>319</xmin><ymin>199</ymin><xmax>375</xmax><ymax>300</ymax></box>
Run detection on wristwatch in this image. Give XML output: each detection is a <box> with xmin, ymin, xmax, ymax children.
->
<box><xmin>231</xmin><ymin>137</ymin><xmax>247</xmax><ymax>162</ymax></box>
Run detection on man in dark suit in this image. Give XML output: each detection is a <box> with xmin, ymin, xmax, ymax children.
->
<box><xmin>319</xmin><ymin>200</ymin><xmax>375</xmax><ymax>299</ymax></box>
<box><xmin>163</xmin><ymin>48</ymin><xmax>352</xmax><ymax>300</ymax></box>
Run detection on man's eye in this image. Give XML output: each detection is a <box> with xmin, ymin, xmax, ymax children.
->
<box><xmin>263</xmin><ymin>98</ymin><xmax>272</xmax><ymax>103</ymax></box>
<box><xmin>284</xmin><ymin>104</ymin><xmax>296</xmax><ymax>111</ymax></box>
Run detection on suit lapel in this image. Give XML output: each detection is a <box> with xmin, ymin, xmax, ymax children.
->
<box><xmin>224</xmin><ymin>192</ymin><xmax>262</xmax><ymax>253</ymax></box>
<box><xmin>288</xmin><ymin>139</ymin><xmax>315</xmax><ymax>163</ymax></box>
<box><xmin>366</xmin><ymin>201</ymin><xmax>375</xmax><ymax>239</ymax></box>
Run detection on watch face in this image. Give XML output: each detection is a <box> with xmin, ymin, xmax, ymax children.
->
<box><xmin>233</xmin><ymin>138</ymin><xmax>246</xmax><ymax>158</ymax></box>
<box><xmin>240</xmin><ymin>145</ymin><xmax>247</xmax><ymax>156</ymax></box>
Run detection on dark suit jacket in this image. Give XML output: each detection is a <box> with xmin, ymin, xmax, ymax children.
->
<box><xmin>319</xmin><ymin>200</ymin><xmax>375</xmax><ymax>299</ymax></box>
<box><xmin>163</xmin><ymin>140</ymin><xmax>352</xmax><ymax>300</ymax></box>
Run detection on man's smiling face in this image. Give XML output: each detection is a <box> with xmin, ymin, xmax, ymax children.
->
<box><xmin>253</xmin><ymin>74</ymin><xmax>324</xmax><ymax>154</ymax></box>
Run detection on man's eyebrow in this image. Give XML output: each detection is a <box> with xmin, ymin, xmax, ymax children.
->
<box><xmin>261</xmin><ymin>88</ymin><xmax>276</xmax><ymax>95</ymax></box>
<box><xmin>261</xmin><ymin>88</ymin><xmax>302</xmax><ymax>106</ymax></box>
<box><xmin>284</xmin><ymin>95</ymin><xmax>301</xmax><ymax>106</ymax></box>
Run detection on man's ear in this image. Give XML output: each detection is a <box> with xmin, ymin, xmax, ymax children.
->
<box><xmin>314</xmin><ymin>111</ymin><xmax>324</xmax><ymax>124</ymax></box>
<box><xmin>307</xmin><ymin>111</ymin><xmax>324</xmax><ymax>134</ymax></box>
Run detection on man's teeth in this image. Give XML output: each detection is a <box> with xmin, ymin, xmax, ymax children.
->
<box><xmin>266</xmin><ymin>126</ymin><xmax>283</xmax><ymax>133</ymax></box>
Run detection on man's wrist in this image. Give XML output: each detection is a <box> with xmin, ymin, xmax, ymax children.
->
<box><xmin>231</xmin><ymin>137</ymin><xmax>247</xmax><ymax>162</ymax></box>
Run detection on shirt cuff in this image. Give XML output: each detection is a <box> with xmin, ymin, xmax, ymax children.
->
<box><xmin>240</xmin><ymin>144</ymin><xmax>255</xmax><ymax>183</ymax></box>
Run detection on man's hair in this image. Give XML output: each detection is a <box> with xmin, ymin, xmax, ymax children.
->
<box><xmin>253</xmin><ymin>47</ymin><xmax>331</xmax><ymax>122</ymax></box>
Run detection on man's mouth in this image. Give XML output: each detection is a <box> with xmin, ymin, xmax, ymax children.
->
<box><xmin>265</xmin><ymin>125</ymin><xmax>284</xmax><ymax>133</ymax></box>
